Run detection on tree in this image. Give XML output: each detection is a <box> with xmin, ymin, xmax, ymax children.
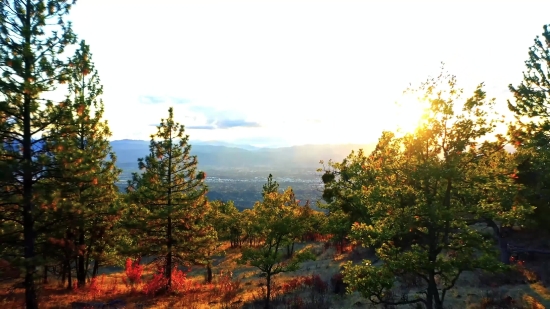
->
<box><xmin>341</xmin><ymin>69</ymin><xmax>532</xmax><ymax>309</ymax></box>
<box><xmin>508</xmin><ymin>24</ymin><xmax>550</xmax><ymax>231</ymax></box>
<box><xmin>262</xmin><ymin>173</ymin><xmax>279</xmax><ymax>198</ymax></box>
<box><xmin>126</xmin><ymin>107</ymin><xmax>216</xmax><ymax>292</ymax></box>
<box><xmin>208</xmin><ymin>200</ymin><xmax>242</xmax><ymax>248</ymax></box>
<box><xmin>0</xmin><ymin>1</ymin><xmax>77</xmax><ymax>307</ymax></box>
<box><xmin>239</xmin><ymin>187</ymin><xmax>315</xmax><ymax>309</ymax></box>
<box><xmin>46</xmin><ymin>40</ymin><xmax>121</xmax><ymax>288</ymax></box>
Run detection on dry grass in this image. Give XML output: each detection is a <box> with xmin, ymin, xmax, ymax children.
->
<box><xmin>0</xmin><ymin>241</ymin><xmax>548</xmax><ymax>308</ymax></box>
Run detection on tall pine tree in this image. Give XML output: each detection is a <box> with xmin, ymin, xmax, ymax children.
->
<box><xmin>0</xmin><ymin>1</ymin><xmax>77</xmax><ymax>307</ymax></box>
<box><xmin>508</xmin><ymin>24</ymin><xmax>550</xmax><ymax>230</ymax></box>
<box><xmin>126</xmin><ymin>107</ymin><xmax>216</xmax><ymax>291</ymax></box>
<box><xmin>46</xmin><ymin>40</ymin><xmax>121</xmax><ymax>288</ymax></box>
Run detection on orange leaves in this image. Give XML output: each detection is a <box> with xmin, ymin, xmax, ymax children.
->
<box><xmin>76</xmin><ymin>104</ymin><xmax>85</xmax><ymax>116</ymax></box>
<box><xmin>92</xmin><ymin>178</ymin><xmax>98</xmax><ymax>185</ymax></box>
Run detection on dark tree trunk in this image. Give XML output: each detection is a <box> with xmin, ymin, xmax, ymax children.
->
<box><xmin>21</xmin><ymin>2</ymin><xmax>38</xmax><ymax>307</ymax></box>
<box><xmin>61</xmin><ymin>262</ymin><xmax>66</xmax><ymax>286</ymax></box>
<box><xmin>92</xmin><ymin>259</ymin><xmax>99</xmax><ymax>278</ymax></box>
<box><xmin>265</xmin><ymin>273</ymin><xmax>272</xmax><ymax>309</ymax></box>
<box><xmin>165</xmin><ymin>216</ymin><xmax>173</xmax><ymax>292</ymax></box>
<box><xmin>67</xmin><ymin>261</ymin><xmax>73</xmax><ymax>290</ymax></box>
<box><xmin>206</xmin><ymin>263</ymin><xmax>213</xmax><ymax>283</ymax></box>
<box><xmin>77</xmin><ymin>228</ymin><xmax>86</xmax><ymax>287</ymax></box>
<box><xmin>43</xmin><ymin>265</ymin><xmax>48</xmax><ymax>284</ymax></box>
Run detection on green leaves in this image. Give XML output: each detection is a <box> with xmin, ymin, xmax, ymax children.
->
<box><xmin>327</xmin><ymin>67</ymin><xmax>531</xmax><ymax>309</ymax></box>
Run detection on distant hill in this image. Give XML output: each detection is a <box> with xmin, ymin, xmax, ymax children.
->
<box><xmin>110</xmin><ymin>139</ymin><xmax>376</xmax><ymax>170</ymax></box>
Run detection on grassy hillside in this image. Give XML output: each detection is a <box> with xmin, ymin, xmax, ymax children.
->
<box><xmin>1</xmin><ymin>240</ymin><xmax>548</xmax><ymax>309</ymax></box>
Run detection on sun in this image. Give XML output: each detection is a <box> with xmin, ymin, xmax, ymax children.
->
<box><xmin>389</xmin><ymin>94</ymin><xmax>430</xmax><ymax>136</ymax></box>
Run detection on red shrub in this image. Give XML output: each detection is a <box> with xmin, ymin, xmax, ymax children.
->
<box><xmin>122</xmin><ymin>258</ymin><xmax>143</xmax><ymax>292</ymax></box>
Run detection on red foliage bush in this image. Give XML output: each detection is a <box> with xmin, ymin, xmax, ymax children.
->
<box><xmin>122</xmin><ymin>258</ymin><xmax>143</xmax><ymax>293</ymax></box>
<box><xmin>142</xmin><ymin>266</ymin><xmax>193</xmax><ymax>296</ymax></box>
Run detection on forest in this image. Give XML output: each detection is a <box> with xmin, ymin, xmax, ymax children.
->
<box><xmin>1</xmin><ymin>1</ymin><xmax>550</xmax><ymax>309</ymax></box>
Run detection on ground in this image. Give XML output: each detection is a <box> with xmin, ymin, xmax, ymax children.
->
<box><xmin>1</xmin><ymin>241</ymin><xmax>549</xmax><ymax>308</ymax></box>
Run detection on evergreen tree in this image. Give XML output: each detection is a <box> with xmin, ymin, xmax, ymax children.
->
<box><xmin>126</xmin><ymin>107</ymin><xmax>216</xmax><ymax>292</ymax></box>
<box><xmin>46</xmin><ymin>40</ymin><xmax>121</xmax><ymax>288</ymax></box>
<box><xmin>261</xmin><ymin>173</ymin><xmax>279</xmax><ymax>198</ymax></box>
<box><xmin>0</xmin><ymin>1</ymin><xmax>77</xmax><ymax>307</ymax></box>
<box><xmin>508</xmin><ymin>24</ymin><xmax>550</xmax><ymax>231</ymax></box>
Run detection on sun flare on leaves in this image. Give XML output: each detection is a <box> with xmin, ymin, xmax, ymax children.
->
<box><xmin>388</xmin><ymin>94</ymin><xmax>430</xmax><ymax>137</ymax></box>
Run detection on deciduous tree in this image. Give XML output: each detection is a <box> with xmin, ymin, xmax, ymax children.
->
<box><xmin>239</xmin><ymin>187</ymin><xmax>314</xmax><ymax>309</ymax></box>
<box><xmin>341</xmin><ymin>69</ymin><xmax>532</xmax><ymax>309</ymax></box>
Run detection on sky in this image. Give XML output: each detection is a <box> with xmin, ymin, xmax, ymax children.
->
<box><xmin>66</xmin><ymin>0</ymin><xmax>550</xmax><ymax>147</ymax></box>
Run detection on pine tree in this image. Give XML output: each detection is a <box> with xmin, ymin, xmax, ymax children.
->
<box><xmin>46</xmin><ymin>40</ymin><xmax>121</xmax><ymax>288</ymax></box>
<box><xmin>0</xmin><ymin>1</ymin><xmax>77</xmax><ymax>307</ymax></box>
<box><xmin>508</xmin><ymin>24</ymin><xmax>550</xmax><ymax>230</ymax></box>
<box><xmin>262</xmin><ymin>173</ymin><xmax>279</xmax><ymax>198</ymax></box>
<box><xmin>126</xmin><ymin>107</ymin><xmax>216</xmax><ymax>292</ymax></box>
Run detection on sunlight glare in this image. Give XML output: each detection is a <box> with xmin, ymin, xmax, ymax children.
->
<box><xmin>390</xmin><ymin>94</ymin><xmax>430</xmax><ymax>137</ymax></box>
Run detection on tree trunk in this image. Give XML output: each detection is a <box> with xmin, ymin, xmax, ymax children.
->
<box><xmin>265</xmin><ymin>272</ymin><xmax>272</xmax><ymax>309</ymax></box>
<box><xmin>67</xmin><ymin>261</ymin><xmax>73</xmax><ymax>290</ymax></box>
<box><xmin>206</xmin><ymin>263</ymin><xmax>213</xmax><ymax>284</ymax></box>
<box><xmin>77</xmin><ymin>229</ymin><xmax>86</xmax><ymax>287</ymax></box>
<box><xmin>43</xmin><ymin>265</ymin><xmax>48</xmax><ymax>284</ymax></box>
<box><xmin>92</xmin><ymin>259</ymin><xmax>99</xmax><ymax>278</ymax></box>
<box><xmin>61</xmin><ymin>262</ymin><xmax>66</xmax><ymax>286</ymax></box>
<box><xmin>21</xmin><ymin>1</ymin><xmax>38</xmax><ymax>307</ymax></box>
<box><xmin>499</xmin><ymin>237</ymin><xmax>511</xmax><ymax>264</ymax></box>
<box><xmin>85</xmin><ymin>254</ymin><xmax>90</xmax><ymax>282</ymax></box>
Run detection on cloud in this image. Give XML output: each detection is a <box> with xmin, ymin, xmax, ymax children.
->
<box><xmin>139</xmin><ymin>95</ymin><xmax>165</xmax><ymax>104</ymax></box>
<box><xmin>187</xmin><ymin>119</ymin><xmax>261</xmax><ymax>130</ymax></box>
<box><xmin>187</xmin><ymin>125</ymin><xmax>215</xmax><ymax>130</ymax></box>
<box><xmin>138</xmin><ymin>95</ymin><xmax>192</xmax><ymax>105</ymax></box>
<box><xmin>171</xmin><ymin>97</ymin><xmax>192</xmax><ymax>104</ymax></box>
<box><xmin>182</xmin><ymin>105</ymin><xmax>262</xmax><ymax>129</ymax></box>
<box><xmin>216</xmin><ymin>119</ymin><xmax>261</xmax><ymax>129</ymax></box>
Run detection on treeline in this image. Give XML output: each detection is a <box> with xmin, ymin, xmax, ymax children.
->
<box><xmin>1</xmin><ymin>2</ymin><xmax>550</xmax><ymax>309</ymax></box>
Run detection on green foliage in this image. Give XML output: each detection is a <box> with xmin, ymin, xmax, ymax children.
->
<box><xmin>508</xmin><ymin>24</ymin><xmax>550</xmax><ymax>231</ymax></box>
<box><xmin>207</xmin><ymin>199</ymin><xmax>242</xmax><ymax>247</ymax></box>
<box><xmin>262</xmin><ymin>173</ymin><xmax>279</xmax><ymax>198</ymax></box>
<box><xmin>339</xmin><ymin>68</ymin><xmax>532</xmax><ymax>309</ymax></box>
<box><xmin>238</xmin><ymin>187</ymin><xmax>315</xmax><ymax>308</ymax></box>
<box><xmin>45</xmin><ymin>40</ymin><xmax>122</xmax><ymax>287</ymax></box>
<box><xmin>125</xmin><ymin>107</ymin><xmax>217</xmax><ymax>290</ymax></box>
<box><xmin>0</xmin><ymin>1</ymin><xmax>78</xmax><ymax>307</ymax></box>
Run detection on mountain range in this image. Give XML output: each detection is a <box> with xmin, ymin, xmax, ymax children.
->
<box><xmin>110</xmin><ymin>139</ymin><xmax>376</xmax><ymax>171</ymax></box>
